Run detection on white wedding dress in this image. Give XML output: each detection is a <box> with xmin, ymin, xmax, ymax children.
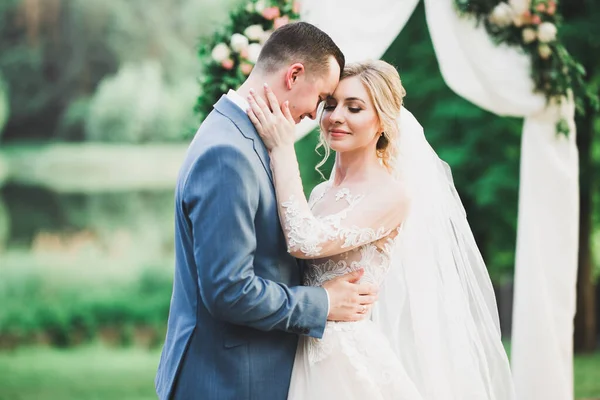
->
<box><xmin>286</xmin><ymin>181</ymin><xmax>423</xmax><ymax>400</ymax></box>
<box><xmin>275</xmin><ymin>108</ymin><xmax>515</xmax><ymax>400</ymax></box>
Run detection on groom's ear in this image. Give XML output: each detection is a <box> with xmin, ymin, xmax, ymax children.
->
<box><xmin>284</xmin><ymin>63</ymin><xmax>305</xmax><ymax>90</ymax></box>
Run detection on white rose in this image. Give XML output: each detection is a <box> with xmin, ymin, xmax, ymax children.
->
<box><xmin>522</xmin><ymin>28</ymin><xmax>537</xmax><ymax>44</ymax></box>
<box><xmin>489</xmin><ymin>3</ymin><xmax>514</xmax><ymax>28</ymax></box>
<box><xmin>538</xmin><ymin>22</ymin><xmax>557</xmax><ymax>43</ymax></box>
<box><xmin>247</xmin><ymin>43</ymin><xmax>262</xmax><ymax>64</ymax></box>
<box><xmin>245</xmin><ymin>2</ymin><xmax>254</xmax><ymax>12</ymax></box>
<box><xmin>230</xmin><ymin>33</ymin><xmax>249</xmax><ymax>52</ymax></box>
<box><xmin>538</xmin><ymin>44</ymin><xmax>552</xmax><ymax>59</ymax></box>
<box><xmin>259</xmin><ymin>29</ymin><xmax>273</xmax><ymax>45</ymax></box>
<box><xmin>211</xmin><ymin>43</ymin><xmax>231</xmax><ymax>63</ymax></box>
<box><xmin>244</xmin><ymin>24</ymin><xmax>264</xmax><ymax>42</ymax></box>
<box><xmin>509</xmin><ymin>0</ymin><xmax>531</xmax><ymax>15</ymax></box>
<box><xmin>254</xmin><ymin>0</ymin><xmax>266</xmax><ymax>13</ymax></box>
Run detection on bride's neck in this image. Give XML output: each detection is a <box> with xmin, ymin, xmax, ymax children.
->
<box><xmin>333</xmin><ymin>147</ymin><xmax>383</xmax><ymax>186</ymax></box>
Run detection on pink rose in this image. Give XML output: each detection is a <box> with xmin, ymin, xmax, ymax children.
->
<box><xmin>547</xmin><ymin>1</ymin><xmax>556</xmax><ymax>15</ymax></box>
<box><xmin>240</xmin><ymin>63</ymin><xmax>253</xmax><ymax>76</ymax></box>
<box><xmin>536</xmin><ymin>3</ymin><xmax>546</xmax><ymax>12</ymax></box>
<box><xmin>240</xmin><ymin>48</ymin><xmax>249</xmax><ymax>59</ymax></box>
<box><xmin>531</xmin><ymin>14</ymin><xmax>542</xmax><ymax>25</ymax></box>
<box><xmin>274</xmin><ymin>16</ymin><xmax>290</xmax><ymax>30</ymax></box>
<box><xmin>221</xmin><ymin>59</ymin><xmax>234</xmax><ymax>70</ymax></box>
<box><xmin>292</xmin><ymin>1</ymin><xmax>301</xmax><ymax>14</ymax></box>
<box><xmin>262</xmin><ymin>7</ymin><xmax>281</xmax><ymax>20</ymax></box>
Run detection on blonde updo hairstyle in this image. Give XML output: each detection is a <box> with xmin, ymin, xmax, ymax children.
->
<box><xmin>316</xmin><ymin>60</ymin><xmax>406</xmax><ymax>176</ymax></box>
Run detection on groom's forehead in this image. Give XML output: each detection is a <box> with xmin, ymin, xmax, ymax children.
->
<box><xmin>323</xmin><ymin>75</ymin><xmax>339</xmax><ymax>96</ymax></box>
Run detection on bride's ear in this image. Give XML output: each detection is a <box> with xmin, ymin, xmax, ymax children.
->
<box><xmin>285</xmin><ymin>63</ymin><xmax>305</xmax><ymax>90</ymax></box>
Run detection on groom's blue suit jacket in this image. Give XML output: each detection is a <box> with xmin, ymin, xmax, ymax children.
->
<box><xmin>155</xmin><ymin>96</ymin><xmax>329</xmax><ymax>400</ymax></box>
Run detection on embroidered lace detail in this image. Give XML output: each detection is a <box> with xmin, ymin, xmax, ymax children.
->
<box><xmin>305</xmin><ymin>320</ymin><xmax>400</xmax><ymax>389</ymax></box>
<box><xmin>282</xmin><ymin>193</ymin><xmax>389</xmax><ymax>257</ymax></box>
<box><xmin>304</xmin><ymin>259</ymin><xmax>352</xmax><ymax>287</ymax></box>
<box><xmin>306</xmin><ymin>321</ymin><xmax>360</xmax><ymax>364</ymax></box>
<box><xmin>281</xmin><ymin>196</ymin><xmax>348</xmax><ymax>257</ymax></box>
<box><xmin>303</xmin><ymin>242</ymin><xmax>395</xmax><ymax>365</ymax></box>
<box><xmin>302</xmin><ymin>243</ymin><xmax>394</xmax><ymax>288</ymax></box>
<box><xmin>302</xmin><ymin>230</ymin><xmax>402</xmax><ymax>366</ymax></box>
<box><xmin>290</xmin><ymin>184</ymin><xmax>404</xmax><ymax>375</ymax></box>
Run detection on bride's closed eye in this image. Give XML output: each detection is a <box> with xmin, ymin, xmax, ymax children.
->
<box><xmin>323</xmin><ymin>104</ymin><xmax>362</xmax><ymax>113</ymax></box>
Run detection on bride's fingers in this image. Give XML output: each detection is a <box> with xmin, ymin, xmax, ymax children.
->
<box><xmin>359</xmin><ymin>295</ymin><xmax>378</xmax><ymax>305</ymax></box>
<box><xmin>246</xmin><ymin>108</ymin><xmax>263</xmax><ymax>135</ymax></box>
<box><xmin>263</xmin><ymin>83</ymin><xmax>282</xmax><ymax>116</ymax></box>
<box><xmin>282</xmin><ymin>101</ymin><xmax>294</xmax><ymax>124</ymax></box>
<box><xmin>247</xmin><ymin>92</ymin><xmax>267</xmax><ymax>125</ymax></box>
<box><xmin>356</xmin><ymin>304</ymin><xmax>371</xmax><ymax>315</ymax></box>
<box><xmin>251</xmin><ymin>88</ymin><xmax>274</xmax><ymax>119</ymax></box>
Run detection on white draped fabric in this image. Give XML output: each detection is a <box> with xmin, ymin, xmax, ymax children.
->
<box><xmin>297</xmin><ymin>0</ymin><xmax>420</xmax><ymax>136</ymax></box>
<box><xmin>300</xmin><ymin>1</ymin><xmax>579</xmax><ymax>399</ymax></box>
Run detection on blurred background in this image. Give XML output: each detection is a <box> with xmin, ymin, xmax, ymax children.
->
<box><xmin>0</xmin><ymin>0</ymin><xmax>598</xmax><ymax>399</ymax></box>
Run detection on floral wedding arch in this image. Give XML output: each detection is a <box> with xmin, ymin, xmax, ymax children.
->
<box><xmin>197</xmin><ymin>1</ymin><xmax>594</xmax><ymax>399</ymax></box>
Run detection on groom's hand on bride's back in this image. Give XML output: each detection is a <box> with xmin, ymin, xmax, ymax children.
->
<box><xmin>323</xmin><ymin>269</ymin><xmax>378</xmax><ymax>322</ymax></box>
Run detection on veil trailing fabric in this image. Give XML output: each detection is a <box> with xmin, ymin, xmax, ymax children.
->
<box><xmin>366</xmin><ymin>107</ymin><xmax>516</xmax><ymax>399</ymax></box>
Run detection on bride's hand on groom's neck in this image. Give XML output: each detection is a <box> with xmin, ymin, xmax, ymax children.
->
<box><xmin>323</xmin><ymin>269</ymin><xmax>378</xmax><ymax>322</ymax></box>
<box><xmin>246</xmin><ymin>84</ymin><xmax>296</xmax><ymax>152</ymax></box>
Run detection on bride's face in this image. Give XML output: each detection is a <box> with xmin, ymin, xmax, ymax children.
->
<box><xmin>320</xmin><ymin>76</ymin><xmax>381</xmax><ymax>153</ymax></box>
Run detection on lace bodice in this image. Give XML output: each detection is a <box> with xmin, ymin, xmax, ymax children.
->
<box><xmin>283</xmin><ymin>181</ymin><xmax>401</xmax><ymax>288</ymax></box>
<box><xmin>280</xmin><ymin>181</ymin><xmax>403</xmax><ymax>366</ymax></box>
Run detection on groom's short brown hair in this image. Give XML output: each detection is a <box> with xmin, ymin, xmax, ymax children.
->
<box><xmin>256</xmin><ymin>22</ymin><xmax>345</xmax><ymax>78</ymax></box>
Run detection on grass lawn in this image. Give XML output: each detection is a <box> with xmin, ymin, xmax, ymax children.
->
<box><xmin>0</xmin><ymin>344</ymin><xmax>598</xmax><ymax>399</ymax></box>
<box><xmin>0</xmin><ymin>345</ymin><xmax>160</xmax><ymax>400</ymax></box>
<box><xmin>575</xmin><ymin>350</ymin><xmax>600</xmax><ymax>399</ymax></box>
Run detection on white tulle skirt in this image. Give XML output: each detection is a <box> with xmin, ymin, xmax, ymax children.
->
<box><xmin>287</xmin><ymin>320</ymin><xmax>423</xmax><ymax>400</ymax></box>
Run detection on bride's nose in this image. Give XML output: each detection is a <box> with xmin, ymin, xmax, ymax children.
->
<box><xmin>329</xmin><ymin>106</ymin><xmax>344</xmax><ymax>124</ymax></box>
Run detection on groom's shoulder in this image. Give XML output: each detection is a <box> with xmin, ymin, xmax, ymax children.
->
<box><xmin>177</xmin><ymin>111</ymin><xmax>252</xmax><ymax>183</ymax></box>
<box><xmin>197</xmin><ymin>109</ymin><xmax>240</xmax><ymax>141</ymax></box>
<box><xmin>187</xmin><ymin>110</ymin><xmax>249</xmax><ymax>154</ymax></box>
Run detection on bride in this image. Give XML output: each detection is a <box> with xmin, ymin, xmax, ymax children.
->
<box><xmin>246</xmin><ymin>60</ymin><xmax>516</xmax><ymax>399</ymax></box>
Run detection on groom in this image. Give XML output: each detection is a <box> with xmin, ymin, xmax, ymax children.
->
<box><xmin>155</xmin><ymin>22</ymin><xmax>378</xmax><ymax>400</ymax></box>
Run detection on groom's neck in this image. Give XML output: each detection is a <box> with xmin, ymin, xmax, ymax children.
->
<box><xmin>237</xmin><ymin>73</ymin><xmax>276</xmax><ymax>105</ymax></box>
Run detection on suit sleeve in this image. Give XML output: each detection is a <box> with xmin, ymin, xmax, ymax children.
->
<box><xmin>184</xmin><ymin>144</ymin><xmax>328</xmax><ymax>338</ymax></box>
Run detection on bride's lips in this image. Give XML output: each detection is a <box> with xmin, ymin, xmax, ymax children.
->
<box><xmin>329</xmin><ymin>129</ymin><xmax>351</xmax><ymax>138</ymax></box>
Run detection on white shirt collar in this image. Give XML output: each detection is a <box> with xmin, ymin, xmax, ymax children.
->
<box><xmin>226</xmin><ymin>89</ymin><xmax>250</xmax><ymax>112</ymax></box>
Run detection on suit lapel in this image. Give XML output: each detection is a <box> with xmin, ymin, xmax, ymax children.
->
<box><xmin>213</xmin><ymin>95</ymin><xmax>274</xmax><ymax>185</ymax></box>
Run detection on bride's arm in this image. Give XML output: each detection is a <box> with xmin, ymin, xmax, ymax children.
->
<box><xmin>247</xmin><ymin>86</ymin><xmax>408</xmax><ymax>259</ymax></box>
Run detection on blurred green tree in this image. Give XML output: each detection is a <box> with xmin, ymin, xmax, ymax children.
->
<box><xmin>0</xmin><ymin>0</ymin><xmax>238</xmax><ymax>143</ymax></box>
<box><xmin>562</xmin><ymin>0</ymin><xmax>600</xmax><ymax>354</ymax></box>
<box><xmin>0</xmin><ymin>73</ymin><xmax>8</xmax><ymax>138</ymax></box>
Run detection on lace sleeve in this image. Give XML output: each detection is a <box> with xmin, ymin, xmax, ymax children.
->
<box><xmin>268</xmin><ymin>147</ymin><xmax>408</xmax><ymax>259</ymax></box>
<box><xmin>280</xmin><ymin>190</ymin><xmax>407</xmax><ymax>259</ymax></box>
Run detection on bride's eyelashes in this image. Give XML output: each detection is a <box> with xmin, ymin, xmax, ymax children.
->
<box><xmin>323</xmin><ymin>105</ymin><xmax>362</xmax><ymax>113</ymax></box>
